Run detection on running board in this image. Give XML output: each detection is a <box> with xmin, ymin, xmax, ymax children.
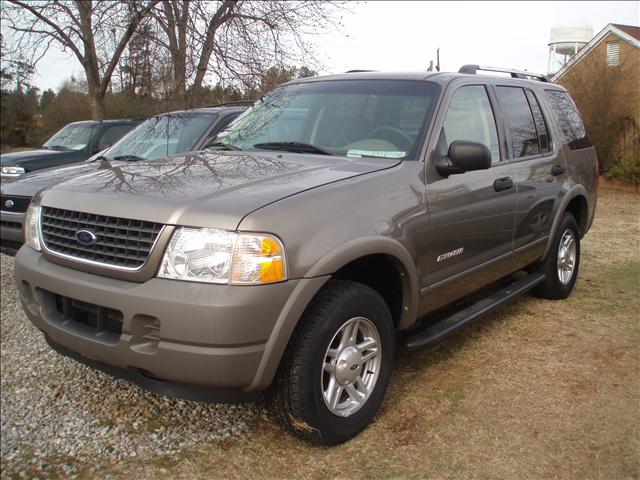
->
<box><xmin>404</xmin><ymin>273</ymin><xmax>546</xmax><ymax>349</ymax></box>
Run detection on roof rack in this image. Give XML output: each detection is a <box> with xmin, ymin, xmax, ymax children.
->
<box><xmin>203</xmin><ymin>100</ymin><xmax>255</xmax><ymax>108</ymax></box>
<box><xmin>458</xmin><ymin>65</ymin><xmax>552</xmax><ymax>83</ymax></box>
<box><xmin>345</xmin><ymin>69</ymin><xmax>377</xmax><ymax>73</ymax></box>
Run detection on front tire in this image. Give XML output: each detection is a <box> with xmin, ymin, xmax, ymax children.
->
<box><xmin>531</xmin><ymin>212</ymin><xmax>580</xmax><ymax>299</ymax></box>
<box><xmin>270</xmin><ymin>279</ymin><xmax>395</xmax><ymax>445</ymax></box>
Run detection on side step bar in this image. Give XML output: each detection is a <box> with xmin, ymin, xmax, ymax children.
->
<box><xmin>404</xmin><ymin>273</ymin><xmax>546</xmax><ymax>349</ymax></box>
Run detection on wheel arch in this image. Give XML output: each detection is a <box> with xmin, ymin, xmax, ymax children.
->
<box><xmin>247</xmin><ymin>236</ymin><xmax>418</xmax><ymax>392</ymax></box>
<box><xmin>304</xmin><ymin>236</ymin><xmax>419</xmax><ymax>330</ymax></box>
<box><xmin>541</xmin><ymin>185</ymin><xmax>590</xmax><ymax>262</ymax></box>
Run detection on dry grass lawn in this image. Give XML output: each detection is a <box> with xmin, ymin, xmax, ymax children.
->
<box><xmin>70</xmin><ymin>187</ymin><xmax>640</xmax><ymax>478</ymax></box>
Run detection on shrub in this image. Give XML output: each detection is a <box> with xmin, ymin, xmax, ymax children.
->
<box><xmin>606</xmin><ymin>149</ymin><xmax>640</xmax><ymax>186</ymax></box>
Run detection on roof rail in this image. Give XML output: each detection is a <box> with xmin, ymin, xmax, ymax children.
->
<box><xmin>345</xmin><ymin>69</ymin><xmax>376</xmax><ymax>73</ymax></box>
<box><xmin>203</xmin><ymin>100</ymin><xmax>255</xmax><ymax>108</ymax></box>
<box><xmin>458</xmin><ymin>65</ymin><xmax>552</xmax><ymax>83</ymax></box>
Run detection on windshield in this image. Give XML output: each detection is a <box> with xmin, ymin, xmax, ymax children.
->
<box><xmin>105</xmin><ymin>113</ymin><xmax>215</xmax><ymax>161</ymax></box>
<box><xmin>43</xmin><ymin>123</ymin><xmax>94</xmax><ymax>151</ymax></box>
<box><xmin>211</xmin><ymin>80</ymin><xmax>439</xmax><ymax>159</ymax></box>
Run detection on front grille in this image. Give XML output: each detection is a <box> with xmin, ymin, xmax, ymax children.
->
<box><xmin>41</xmin><ymin>207</ymin><xmax>163</xmax><ymax>269</ymax></box>
<box><xmin>1</xmin><ymin>220</ymin><xmax>22</xmax><ymax>230</ymax></box>
<box><xmin>1</xmin><ymin>194</ymin><xmax>31</xmax><ymax>213</ymax></box>
<box><xmin>41</xmin><ymin>290</ymin><xmax>124</xmax><ymax>344</ymax></box>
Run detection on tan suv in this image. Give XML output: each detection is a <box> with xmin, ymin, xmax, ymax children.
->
<box><xmin>13</xmin><ymin>66</ymin><xmax>597</xmax><ymax>444</ymax></box>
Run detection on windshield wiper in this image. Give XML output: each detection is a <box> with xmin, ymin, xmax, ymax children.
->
<box><xmin>47</xmin><ymin>145</ymin><xmax>71</xmax><ymax>151</ymax></box>
<box><xmin>112</xmin><ymin>155</ymin><xmax>147</xmax><ymax>162</ymax></box>
<box><xmin>206</xmin><ymin>141</ymin><xmax>242</xmax><ymax>151</ymax></box>
<box><xmin>89</xmin><ymin>155</ymin><xmax>111</xmax><ymax>163</ymax></box>
<box><xmin>253</xmin><ymin>142</ymin><xmax>331</xmax><ymax>156</ymax></box>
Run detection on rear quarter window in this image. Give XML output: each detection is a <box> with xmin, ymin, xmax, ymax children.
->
<box><xmin>544</xmin><ymin>90</ymin><xmax>591</xmax><ymax>150</ymax></box>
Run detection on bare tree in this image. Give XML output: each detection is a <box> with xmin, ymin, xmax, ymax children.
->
<box><xmin>3</xmin><ymin>0</ymin><xmax>159</xmax><ymax>120</ymax></box>
<box><xmin>152</xmin><ymin>0</ymin><xmax>343</xmax><ymax>107</ymax></box>
<box><xmin>559</xmin><ymin>51</ymin><xmax>639</xmax><ymax>175</ymax></box>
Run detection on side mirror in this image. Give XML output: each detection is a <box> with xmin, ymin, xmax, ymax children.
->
<box><xmin>435</xmin><ymin>140</ymin><xmax>492</xmax><ymax>177</ymax></box>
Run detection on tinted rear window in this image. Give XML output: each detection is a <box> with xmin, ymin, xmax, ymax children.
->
<box><xmin>544</xmin><ymin>90</ymin><xmax>591</xmax><ymax>150</ymax></box>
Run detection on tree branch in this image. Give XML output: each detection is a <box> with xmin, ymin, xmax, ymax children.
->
<box><xmin>7</xmin><ymin>0</ymin><xmax>85</xmax><ymax>64</ymax></box>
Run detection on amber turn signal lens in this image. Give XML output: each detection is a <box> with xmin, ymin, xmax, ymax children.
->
<box><xmin>230</xmin><ymin>233</ymin><xmax>287</xmax><ymax>284</ymax></box>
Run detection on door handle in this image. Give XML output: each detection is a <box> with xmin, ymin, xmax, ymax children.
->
<box><xmin>551</xmin><ymin>164</ymin><xmax>565</xmax><ymax>176</ymax></box>
<box><xmin>493</xmin><ymin>177</ymin><xmax>514</xmax><ymax>192</ymax></box>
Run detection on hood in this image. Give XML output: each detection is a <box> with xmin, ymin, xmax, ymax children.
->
<box><xmin>1</xmin><ymin>161</ymin><xmax>106</xmax><ymax>197</ymax></box>
<box><xmin>40</xmin><ymin>150</ymin><xmax>400</xmax><ymax>231</ymax></box>
<box><xmin>0</xmin><ymin>149</ymin><xmax>70</xmax><ymax>167</ymax></box>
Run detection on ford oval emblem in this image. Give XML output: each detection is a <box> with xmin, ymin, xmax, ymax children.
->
<box><xmin>4</xmin><ymin>199</ymin><xmax>14</xmax><ymax>209</ymax></box>
<box><xmin>75</xmin><ymin>229</ymin><xmax>97</xmax><ymax>246</ymax></box>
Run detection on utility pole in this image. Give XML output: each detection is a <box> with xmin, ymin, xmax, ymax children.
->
<box><xmin>436</xmin><ymin>48</ymin><xmax>440</xmax><ymax>72</ymax></box>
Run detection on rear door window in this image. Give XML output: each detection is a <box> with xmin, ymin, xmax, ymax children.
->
<box><xmin>495</xmin><ymin>86</ymin><xmax>540</xmax><ymax>158</ymax></box>
<box><xmin>544</xmin><ymin>90</ymin><xmax>591</xmax><ymax>150</ymax></box>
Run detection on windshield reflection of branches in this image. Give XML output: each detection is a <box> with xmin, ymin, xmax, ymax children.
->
<box><xmin>44</xmin><ymin>124</ymin><xmax>93</xmax><ymax>148</ymax></box>
<box><xmin>214</xmin><ymin>88</ymin><xmax>292</xmax><ymax>145</ymax></box>
<box><xmin>107</xmin><ymin>113</ymin><xmax>210</xmax><ymax>160</ymax></box>
<box><xmin>66</xmin><ymin>152</ymin><xmax>294</xmax><ymax>195</ymax></box>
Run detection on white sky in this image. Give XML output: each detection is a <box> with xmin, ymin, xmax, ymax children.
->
<box><xmin>24</xmin><ymin>1</ymin><xmax>640</xmax><ymax>92</ymax></box>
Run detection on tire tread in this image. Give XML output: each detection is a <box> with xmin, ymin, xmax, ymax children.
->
<box><xmin>269</xmin><ymin>280</ymin><xmax>386</xmax><ymax>443</ymax></box>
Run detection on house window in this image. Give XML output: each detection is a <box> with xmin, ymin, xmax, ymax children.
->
<box><xmin>606</xmin><ymin>41</ymin><xmax>620</xmax><ymax>66</ymax></box>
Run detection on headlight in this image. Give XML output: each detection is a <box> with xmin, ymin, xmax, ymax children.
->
<box><xmin>230</xmin><ymin>233</ymin><xmax>287</xmax><ymax>285</ymax></box>
<box><xmin>24</xmin><ymin>201</ymin><xmax>42</xmax><ymax>251</ymax></box>
<box><xmin>1</xmin><ymin>166</ymin><xmax>26</xmax><ymax>177</ymax></box>
<box><xmin>158</xmin><ymin>228</ymin><xmax>287</xmax><ymax>285</ymax></box>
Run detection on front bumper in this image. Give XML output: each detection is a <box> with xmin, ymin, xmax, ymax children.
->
<box><xmin>15</xmin><ymin>247</ymin><xmax>329</xmax><ymax>400</ymax></box>
<box><xmin>0</xmin><ymin>210</ymin><xmax>24</xmax><ymax>255</ymax></box>
<box><xmin>1</xmin><ymin>172</ymin><xmax>24</xmax><ymax>180</ymax></box>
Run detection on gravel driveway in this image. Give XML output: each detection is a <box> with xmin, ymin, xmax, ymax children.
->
<box><xmin>0</xmin><ymin>254</ymin><xmax>260</xmax><ymax>479</ymax></box>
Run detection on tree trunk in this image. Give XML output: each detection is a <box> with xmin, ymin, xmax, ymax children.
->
<box><xmin>173</xmin><ymin>51</ymin><xmax>187</xmax><ymax>108</ymax></box>
<box><xmin>90</xmin><ymin>93</ymin><xmax>106</xmax><ymax>121</ymax></box>
<box><xmin>192</xmin><ymin>0</ymin><xmax>236</xmax><ymax>94</ymax></box>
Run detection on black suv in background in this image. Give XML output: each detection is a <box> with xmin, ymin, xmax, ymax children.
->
<box><xmin>0</xmin><ymin>105</ymin><xmax>247</xmax><ymax>255</ymax></box>
<box><xmin>0</xmin><ymin>119</ymin><xmax>142</xmax><ymax>179</ymax></box>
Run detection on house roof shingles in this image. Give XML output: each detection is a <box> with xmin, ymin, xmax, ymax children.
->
<box><xmin>612</xmin><ymin>24</ymin><xmax>640</xmax><ymax>41</ymax></box>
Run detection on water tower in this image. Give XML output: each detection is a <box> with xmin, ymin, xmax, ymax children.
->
<box><xmin>547</xmin><ymin>22</ymin><xmax>593</xmax><ymax>74</ymax></box>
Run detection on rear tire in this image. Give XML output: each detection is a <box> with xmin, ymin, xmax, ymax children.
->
<box><xmin>531</xmin><ymin>212</ymin><xmax>580</xmax><ymax>300</ymax></box>
<box><xmin>269</xmin><ymin>279</ymin><xmax>395</xmax><ymax>445</ymax></box>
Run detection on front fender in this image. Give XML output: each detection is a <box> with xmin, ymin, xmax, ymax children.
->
<box><xmin>304</xmin><ymin>235</ymin><xmax>419</xmax><ymax>330</ymax></box>
<box><xmin>247</xmin><ymin>236</ymin><xmax>419</xmax><ymax>391</ymax></box>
